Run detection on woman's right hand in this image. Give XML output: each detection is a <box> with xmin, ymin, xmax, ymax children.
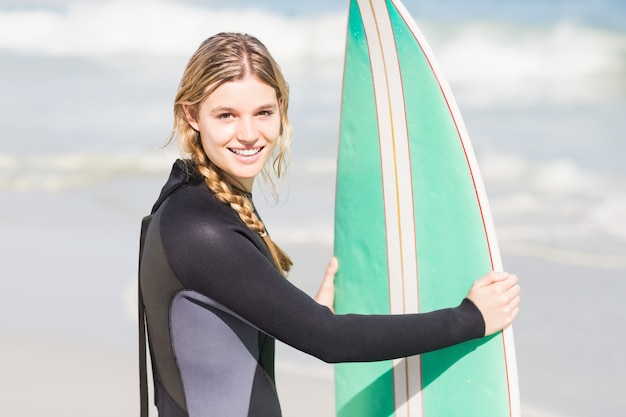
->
<box><xmin>315</xmin><ymin>257</ymin><xmax>337</xmax><ymax>312</ymax></box>
<box><xmin>466</xmin><ymin>271</ymin><xmax>520</xmax><ymax>336</ymax></box>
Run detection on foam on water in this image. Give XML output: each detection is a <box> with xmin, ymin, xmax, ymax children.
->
<box><xmin>429</xmin><ymin>21</ymin><xmax>626</xmax><ymax>105</ymax></box>
<box><xmin>0</xmin><ymin>1</ymin><xmax>346</xmax><ymax>62</ymax></box>
<box><xmin>479</xmin><ymin>151</ymin><xmax>626</xmax><ymax>268</ymax></box>
<box><xmin>1</xmin><ymin>1</ymin><xmax>625</xmax><ymax>106</ymax></box>
<box><xmin>0</xmin><ymin>150</ymin><xmax>173</xmax><ymax>191</ymax></box>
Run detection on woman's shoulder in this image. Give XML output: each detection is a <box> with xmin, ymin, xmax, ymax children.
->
<box><xmin>160</xmin><ymin>182</ymin><xmax>240</xmax><ymax>235</ymax></box>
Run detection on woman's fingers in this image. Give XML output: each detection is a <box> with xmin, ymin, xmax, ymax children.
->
<box><xmin>324</xmin><ymin>257</ymin><xmax>338</xmax><ymax>281</ymax></box>
<box><xmin>315</xmin><ymin>257</ymin><xmax>338</xmax><ymax>312</ymax></box>
<box><xmin>467</xmin><ymin>271</ymin><xmax>521</xmax><ymax>336</ymax></box>
<box><xmin>472</xmin><ymin>271</ymin><xmax>510</xmax><ymax>288</ymax></box>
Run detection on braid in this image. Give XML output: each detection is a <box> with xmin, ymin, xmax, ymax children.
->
<box><xmin>192</xmin><ymin>149</ymin><xmax>292</xmax><ymax>276</ymax></box>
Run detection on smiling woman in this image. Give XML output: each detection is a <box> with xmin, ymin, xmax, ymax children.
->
<box><xmin>138</xmin><ymin>31</ymin><xmax>520</xmax><ymax>417</ymax></box>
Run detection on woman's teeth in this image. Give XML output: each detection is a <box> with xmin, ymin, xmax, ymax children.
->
<box><xmin>230</xmin><ymin>147</ymin><xmax>262</xmax><ymax>156</ymax></box>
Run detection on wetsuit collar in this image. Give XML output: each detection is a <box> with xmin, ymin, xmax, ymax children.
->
<box><xmin>151</xmin><ymin>159</ymin><xmax>199</xmax><ymax>214</ymax></box>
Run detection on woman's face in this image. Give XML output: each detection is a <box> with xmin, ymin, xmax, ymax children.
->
<box><xmin>184</xmin><ymin>75</ymin><xmax>281</xmax><ymax>192</ymax></box>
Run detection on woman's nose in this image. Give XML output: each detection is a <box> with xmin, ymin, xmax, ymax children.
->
<box><xmin>236</xmin><ymin>117</ymin><xmax>258</xmax><ymax>141</ymax></box>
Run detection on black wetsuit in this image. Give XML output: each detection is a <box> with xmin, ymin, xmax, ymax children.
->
<box><xmin>138</xmin><ymin>160</ymin><xmax>485</xmax><ymax>417</ymax></box>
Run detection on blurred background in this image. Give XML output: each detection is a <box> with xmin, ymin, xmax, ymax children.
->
<box><xmin>1</xmin><ymin>0</ymin><xmax>624</xmax><ymax>416</ymax></box>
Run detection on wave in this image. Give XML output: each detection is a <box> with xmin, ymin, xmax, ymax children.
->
<box><xmin>0</xmin><ymin>1</ymin><xmax>346</xmax><ymax>61</ymax></box>
<box><xmin>1</xmin><ymin>1</ymin><xmax>625</xmax><ymax>105</ymax></box>
<box><xmin>427</xmin><ymin>21</ymin><xmax>626</xmax><ymax>105</ymax></box>
<box><xmin>480</xmin><ymin>151</ymin><xmax>626</xmax><ymax>238</ymax></box>
<box><xmin>520</xmin><ymin>406</ymin><xmax>567</xmax><ymax>417</ymax></box>
<box><xmin>0</xmin><ymin>150</ymin><xmax>174</xmax><ymax>192</ymax></box>
<box><xmin>501</xmin><ymin>241</ymin><xmax>626</xmax><ymax>269</ymax></box>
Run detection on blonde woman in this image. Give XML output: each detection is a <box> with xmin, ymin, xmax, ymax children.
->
<box><xmin>138</xmin><ymin>32</ymin><xmax>520</xmax><ymax>417</ymax></box>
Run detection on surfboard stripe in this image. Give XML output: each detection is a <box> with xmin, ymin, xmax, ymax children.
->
<box><xmin>356</xmin><ymin>0</ymin><xmax>422</xmax><ymax>415</ymax></box>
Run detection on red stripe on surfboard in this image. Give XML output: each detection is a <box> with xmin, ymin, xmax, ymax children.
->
<box><xmin>392</xmin><ymin>3</ymin><xmax>515</xmax><ymax>416</ymax></box>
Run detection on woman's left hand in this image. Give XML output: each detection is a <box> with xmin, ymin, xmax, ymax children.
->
<box><xmin>314</xmin><ymin>257</ymin><xmax>337</xmax><ymax>312</ymax></box>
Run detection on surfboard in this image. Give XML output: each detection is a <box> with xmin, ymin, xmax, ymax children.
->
<box><xmin>333</xmin><ymin>1</ymin><xmax>520</xmax><ymax>416</ymax></box>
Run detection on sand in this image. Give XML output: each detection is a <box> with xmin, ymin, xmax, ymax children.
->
<box><xmin>1</xmin><ymin>333</ymin><xmax>567</xmax><ymax>417</ymax></box>
<box><xmin>0</xmin><ymin>335</ymin><xmax>334</xmax><ymax>417</ymax></box>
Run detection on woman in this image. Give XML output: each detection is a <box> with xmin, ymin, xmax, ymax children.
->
<box><xmin>138</xmin><ymin>32</ymin><xmax>520</xmax><ymax>417</ymax></box>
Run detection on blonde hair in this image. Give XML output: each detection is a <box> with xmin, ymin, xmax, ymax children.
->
<box><xmin>167</xmin><ymin>32</ymin><xmax>292</xmax><ymax>275</ymax></box>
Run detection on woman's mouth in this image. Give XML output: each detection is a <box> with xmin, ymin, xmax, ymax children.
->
<box><xmin>229</xmin><ymin>147</ymin><xmax>263</xmax><ymax>157</ymax></box>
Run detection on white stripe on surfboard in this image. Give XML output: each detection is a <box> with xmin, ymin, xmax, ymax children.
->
<box><xmin>388</xmin><ymin>0</ymin><xmax>521</xmax><ymax>416</ymax></box>
<box><xmin>357</xmin><ymin>0</ymin><xmax>422</xmax><ymax>416</ymax></box>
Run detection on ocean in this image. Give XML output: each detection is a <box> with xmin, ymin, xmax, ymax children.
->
<box><xmin>0</xmin><ymin>0</ymin><xmax>624</xmax><ymax>416</ymax></box>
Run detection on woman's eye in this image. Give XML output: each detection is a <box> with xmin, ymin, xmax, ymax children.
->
<box><xmin>258</xmin><ymin>110</ymin><xmax>273</xmax><ymax>117</ymax></box>
<box><xmin>218</xmin><ymin>113</ymin><xmax>233</xmax><ymax>119</ymax></box>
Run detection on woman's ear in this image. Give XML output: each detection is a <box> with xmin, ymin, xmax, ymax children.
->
<box><xmin>182</xmin><ymin>104</ymin><xmax>200</xmax><ymax>131</ymax></box>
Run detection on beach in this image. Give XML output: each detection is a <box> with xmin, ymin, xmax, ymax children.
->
<box><xmin>1</xmin><ymin>0</ymin><xmax>625</xmax><ymax>416</ymax></box>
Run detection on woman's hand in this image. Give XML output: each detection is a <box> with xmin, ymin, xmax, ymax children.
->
<box><xmin>466</xmin><ymin>271</ymin><xmax>520</xmax><ymax>336</ymax></box>
<box><xmin>315</xmin><ymin>257</ymin><xmax>337</xmax><ymax>312</ymax></box>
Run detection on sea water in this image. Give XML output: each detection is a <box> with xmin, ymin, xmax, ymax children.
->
<box><xmin>0</xmin><ymin>1</ymin><xmax>624</xmax><ymax>416</ymax></box>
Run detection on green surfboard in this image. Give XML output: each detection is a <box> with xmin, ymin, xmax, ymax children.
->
<box><xmin>333</xmin><ymin>1</ymin><xmax>520</xmax><ymax>416</ymax></box>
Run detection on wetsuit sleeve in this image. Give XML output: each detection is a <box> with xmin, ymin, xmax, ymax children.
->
<box><xmin>160</xmin><ymin>198</ymin><xmax>485</xmax><ymax>364</ymax></box>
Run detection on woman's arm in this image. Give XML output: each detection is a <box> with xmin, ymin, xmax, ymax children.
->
<box><xmin>160</xmin><ymin>191</ymin><xmax>518</xmax><ymax>363</ymax></box>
